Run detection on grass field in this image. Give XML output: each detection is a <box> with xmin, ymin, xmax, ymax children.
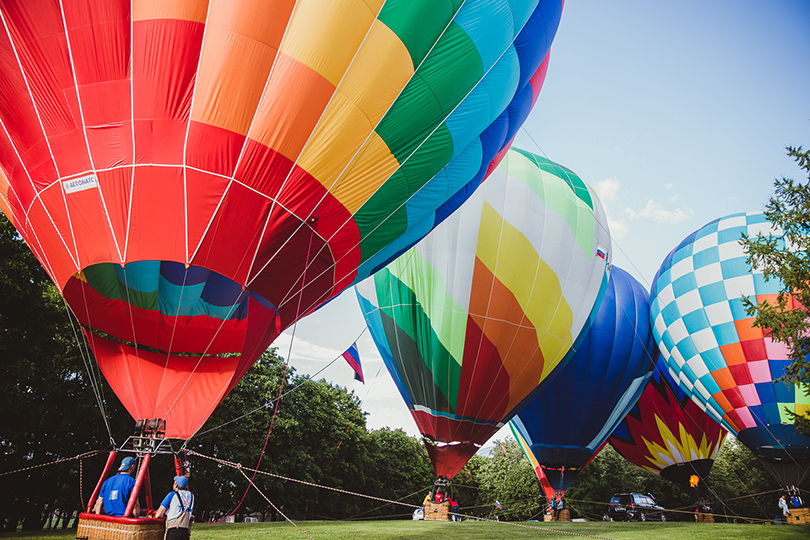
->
<box><xmin>2</xmin><ymin>520</ymin><xmax>807</xmax><ymax>540</ymax></box>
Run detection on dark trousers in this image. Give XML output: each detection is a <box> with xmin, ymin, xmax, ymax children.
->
<box><xmin>166</xmin><ymin>527</ymin><xmax>190</xmax><ymax>540</ymax></box>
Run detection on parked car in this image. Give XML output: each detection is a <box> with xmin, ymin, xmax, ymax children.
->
<box><xmin>604</xmin><ymin>493</ymin><xmax>666</xmax><ymax>522</ymax></box>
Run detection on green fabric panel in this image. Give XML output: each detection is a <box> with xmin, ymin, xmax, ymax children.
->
<box><xmin>388</xmin><ymin>252</ymin><xmax>466</xmax><ymax>408</ymax></box>
<box><xmin>376</xmin><ymin>22</ymin><xmax>482</xmax><ymax>163</ymax></box>
<box><xmin>83</xmin><ymin>263</ymin><xmax>158</xmax><ymax>311</ymax></box>
<box><xmin>357</xmin><ymin>125</ymin><xmax>454</xmax><ymax>262</ymax></box>
<box><xmin>374</xmin><ymin>268</ymin><xmax>459</xmax><ymax>411</ymax></box>
<box><xmin>512</xmin><ymin>147</ymin><xmax>593</xmax><ymax>210</ymax></box>
<box><xmin>504</xmin><ymin>149</ymin><xmax>596</xmax><ymax>256</ymax></box>
<box><xmin>378</xmin><ymin>0</ymin><xmax>464</xmax><ymax>66</ymax></box>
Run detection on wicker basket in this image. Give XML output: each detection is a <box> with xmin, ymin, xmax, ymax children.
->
<box><xmin>76</xmin><ymin>513</ymin><xmax>165</xmax><ymax>540</ymax></box>
<box><xmin>423</xmin><ymin>501</ymin><xmax>451</xmax><ymax>521</ymax></box>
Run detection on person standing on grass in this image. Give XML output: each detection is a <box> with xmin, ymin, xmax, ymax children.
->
<box><xmin>155</xmin><ymin>475</ymin><xmax>194</xmax><ymax>539</ymax></box>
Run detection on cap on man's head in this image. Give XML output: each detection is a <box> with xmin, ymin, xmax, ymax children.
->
<box><xmin>118</xmin><ymin>456</ymin><xmax>136</xmax><ymax>471</ymax></box>
<box><xmin>174</xmin><ymin>475</ymin><xmax>189</xmax><ymax>489</ymax></box>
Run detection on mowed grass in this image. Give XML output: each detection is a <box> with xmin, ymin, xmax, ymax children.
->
<box><xmin>2</xmin><ymin>520</ymin><xmax>808</xmax><ymax>540</ymax></box>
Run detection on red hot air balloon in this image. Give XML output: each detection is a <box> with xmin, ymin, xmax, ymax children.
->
<box><xmin>0</xmin><ymin>0</ymin><xmax>564</xmax><ymax>439</ymax></box>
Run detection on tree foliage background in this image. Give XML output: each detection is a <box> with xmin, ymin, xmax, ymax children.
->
<box><xmin>741</xmin><ymin>145</ymin><xmax>810</xmax><ymax>435</ymax></box>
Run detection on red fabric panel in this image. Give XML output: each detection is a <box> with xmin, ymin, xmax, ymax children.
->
<box><xmin>132</xmin><ymin>19</ymin><xmax>204</xmax><ymax>164</ymax></box>
<box><xmin>227</xmin><ymin>294</ymin><xmax>280</xmax><ymax>395</ymax></box>
<box><xmin>24</xmin><ymin>194</ymin><xmax>77</xmax><ymax>286</ymax></box>
<box><xmin>86</xmin><ymin>330</ymin><xmax>240</xmax><ymax>439</ymax></box>
<box><xmin>424</xmin><ymin>442</ymin><xmax>482</xmax><ymax>479</ymax></box>
<box><xmin>722</xmin><ymin>387</ymin><xmax>747</xmax><ymax>410</ymax></box>
<box><xmin>186</xmin><ymin>121</ymin><xmax>245</xmax><ymax>177</ymax></box>
<box><xmin>63</xmin><ymin>1</ymin><xmax>132</xmax><ymax>168</ymax></box>
<box><xmin>740</xmin><ymin>339</ymin><xmax>768</xmax><ymax>362</ymax></box>
<box><xmin>63</xmin><ymin>171</ymin><xmax>127</xmax><ymax>269</ymax></box>
<box><xmin>2</xmin><ymin>0</ymin><xmax>90</xmax><ymax>182</ymax></box>
<box><xmin>728</xmin><ymin>363</ymin><xmax>753</xmax><ymax>386</ymax></box>
<box><xmin>125</xmin><ymin>166</ymin><xmax>186</xmax><ymax>264</ymax></box>
<box><xmin>455</xmin><ymin>317</ymin><xmax>509</xmax><ymax>423</ymax></box>
<box><xmin>63</xmin><ymin>277</ymin><xmax>247</xmax><ymax>355</ymax></box>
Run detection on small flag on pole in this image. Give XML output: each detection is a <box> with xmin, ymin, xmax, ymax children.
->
<box><xmin>494</xmin><ymin>500</ymin><xmax>503</xmax><ymax>509</ymax></box>
<box><xmin>342</xmin><ymin>343</ymin><xmax>364</xmax><ymax>383</ymax></box>
<box><xmin>500</xmin><ymin>444</ymin><xmax>507</xmax><ymax>455</ymax></box>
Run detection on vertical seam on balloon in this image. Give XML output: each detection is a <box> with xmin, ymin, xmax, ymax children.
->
<box><xmin>180</xmin><ymin>1</ymin><xmax>218</xmax><ymax>267</ymax></box>
<box><xmin>240</xmin><ymin>0</ymin><xmax>386</xmax><ymax>294</ymax></box>
<box><xmin>242</xmin><ymin>0</ymin><xmax>467</xmax><ymax>302</ymax></box>
<box><xmin>57</xmin><ymin>0</ymin><xmax>125</xmax><ymax>264</ymax></box>
<box><xmin>0</xmin><ymin>6</ymin><xmax>81</xmax><ymax>274</ymax></box>
<box><xmin>124</xmin><ymin>0</ymin><xmax>136</xmax><ymax>262</ymax></box>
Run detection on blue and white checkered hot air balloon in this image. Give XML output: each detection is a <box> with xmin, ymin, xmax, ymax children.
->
<box><xmin>650</xmin><ymin>212</ymin><xmax>810</xmax><ymax>487</ymax></box>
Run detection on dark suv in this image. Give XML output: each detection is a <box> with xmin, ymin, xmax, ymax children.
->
<box><xmin>605</xmin><ymin>493</ymin><xmax>665</xmax><ymax>522</ymax></box>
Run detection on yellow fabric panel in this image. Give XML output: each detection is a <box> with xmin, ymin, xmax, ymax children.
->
<box><xmin>477</xmin><ymin>202</ymin><xmax>574</xmax><ymax>380</ymax></box>
<box><xmin>133</xmin><ymin>0</ymin><xmax>208</xmax><ymax>22</ymax></box>
<box><xmin>326</xmin><ymin>132</ymin><xmax>399</xmax><ymax>214</ymax></box>
<box><xmin>293</xmin><ymin>21</ymin><xmax>412</xmax><ymax>210</ymax></box>
<box><xmin>339</xmin><ymin>20</ymin><xmax>414</xmax><ymax>125</ymax></box>
<box><xmin>248</xmin><ymin>54</ymin><xmax>335</xmax><ymax>163</ymax></box>
<box><xmin>281</xmin><ymin>0</ymin><xmax>380</xmax><ymax>87</ymax></box>
<box><xmin>191</xmin><ymin>25</ymin><xmax>279</xmax><ymax>136</ymax></box>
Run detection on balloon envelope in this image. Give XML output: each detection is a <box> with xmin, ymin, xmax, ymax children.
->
<box><xmin>610</xmin><ymin>357</ymin><xmax>728</xmax><ymax>499</ymax></box>
<box><xmin>650</xmin><ymin>212</ymin><xmax>810</xmax><ymax>486</ymax></box>
<box><xmin>357</xmin><ymin>147</ymin><xmax>611</xmax><ymax>477</ymax></box>
<box><xmin>0</xmin><ymin>0</ymin><xmax>562</xmax><ymax>438</ymax></box>
<box><xmin>510</xmin><ymin>267</ymin><xmax>658</xmax><ymax>493</ymax></box>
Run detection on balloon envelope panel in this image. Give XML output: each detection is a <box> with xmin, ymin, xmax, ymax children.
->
<box><xmin>650</xmin><ymin>212</ymin><xmax>810</xmax><ymax>484</ymax></box>
<box><xmin>510</xmin><ymin>267</ymin><xmax>657</xmax><ymax>492</ymax></box>
<box><xmin>0</xmin><ymin>0</ymin><xmax>563</xmax><ymax>438</ymax></box>
<box><xmin>357</xmin><ymin>147</ymin><xmax>611</xmax><ymax>477</ymax></box>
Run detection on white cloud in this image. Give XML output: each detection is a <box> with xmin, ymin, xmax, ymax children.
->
<box><xmin>595</xmin><ymin>177</ymin><xmax>620</xmax><ymax>201</ymax></box>
<box><xmin>624</xmin><ymin>199</ymin><xmax>693</xmax><ymax>223</ymax></box>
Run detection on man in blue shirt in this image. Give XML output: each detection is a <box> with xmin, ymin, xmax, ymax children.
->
<box><xmin>92</xmin><ymin>456</ymin><xmax>140</xmax><ymax>517</ymax></box>
<box><xmin>155</xmin><ymin>475</ymin><xmax>194</xmax><ymax>539</ymax></box>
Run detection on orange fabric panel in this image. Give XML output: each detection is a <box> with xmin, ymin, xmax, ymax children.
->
<box><xmin>712</xmin><ymin>366</ymin><xmax>736</xmax><ymax>391</ymax></box>
<box><xmin>63</xmin><ymin>175</ymin><xmax>125</xmax><ymax>269</ymax></box>
<box><xmin>249</xmin><ymin>54</ymin><xmax>335</xmax><ymax>165</ymax></box>
<box><xmin>467</xmin><ymin>258</ymin><xmax>545</xmax><ymax>414</ymax></box>
<box><xmin>0</xmin><ymin>170</ymin><xmax>14</xmax><ymax>227</ymax></box>
<box><xmin>26</xmin><ymin>193</ymin><xmax>80</xmax><ymax>289</ymax></box>
<box><xmin>190</xmin><ymin>2</ymin><xmax>292</xmax><ymax>136</ymax></box>
<box><xmin>712</xmin><ymin>391</ymin><xmax>733</xmax><ymax>417</ymax></box>
<box><xmin>207</xmin><ymin>0</ymin><xmax>293</xmax><ymax>47</ymax></box>
<box><xmin>734</xmin><ymin>318</ymin><xmax>762</xmax><ymax>342</ymax></box>
<box><xmin>720</xmin><ymin>342</ymin><xmax>747</xmax><ymax>366</ymax></box>
<box><xmin>133</xmin><ymin>0</ymin><xmax>208</xmax><ymax>23</ymax></box>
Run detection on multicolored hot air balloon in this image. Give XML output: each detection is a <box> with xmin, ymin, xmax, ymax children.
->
<box><xmin>510</xmin><ymin>266</ymin><xmax>658</xmax><ymax>494</ymax></box>
<box><xmin>357</xmin><ymin>147</ymin><xmax>611</xmax><ymax>478</ymax></box>
<box><xmin>0</xmin><ymin>0</ymin><xmax>563</xmax><ymax>438</ymax></box>
<box><xmin>609</xmin><ymin>357</ymin><xmax>728</xmax><ymax>500</ymax></box>
<box><xmin>650</xmin><ymin>212</ymin><xmax>810</xmax><ymax>486</ymax></box>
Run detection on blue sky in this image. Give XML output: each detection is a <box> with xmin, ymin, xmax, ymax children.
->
<box><xmin>275</xmin><ymin>1</ymin><xmax>810</xmax><ymax>442</ymax></box>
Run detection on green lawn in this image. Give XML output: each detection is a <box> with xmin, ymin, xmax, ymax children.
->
<box><xmin>3</xmin><ymin>520</ymin><xmax>808</xmax><ymax>540</ymax></box>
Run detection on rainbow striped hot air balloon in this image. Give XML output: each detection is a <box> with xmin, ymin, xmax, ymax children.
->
<box><xmin>357</xmin><ymin>147</ymin><xmax>611</xmax><ymax>478</ymax></box>
<box><xmin>0</xmin><ymin>0</ymin><xmax>563</xmax><ymax>438</ymax></box>
<box><xmin>650</xmin><ymin>212</ymin><xmax>810</xmax><ymax>486</ymax></box>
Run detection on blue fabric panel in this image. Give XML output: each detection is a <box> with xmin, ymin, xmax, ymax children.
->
<box><xmin>698</xmin><ymin>282</ymin><xmax>727</xmax><ymax>306</ymax></box>
<box><xmin>661</xmin><ymin>302</ymin><xmax>681</xmax><ymax>327</ymax></box>
<box><xmin>718</xmin><ymin>227</ymin><xmax>742</xmax><ymax>245</ymax></box>
<box><xmin>720</xmin><ymin>257</ymin><xmax>750</xmax><ymax>279</ymax></box>
<box><xmin>693</xmin><ymin>247</ymin><xmax>719</xmax><ymax>269</ymax></box>
<box><xmin>455</xmin><ymin>0</ymin><xmax>520</xmax><ymax>72</ymax></box>
<box><xmin>701</xmin><ymin>347</ymin><xmax>727</xmax><ymax>372</ymax></box>
<box><xmin>160</xmin><ymin>261</ymin><xmax>209</xmax><ymax>286</ymax></box>
<box><xmin>682</xmin><ymin>308</ymin><xmax>710</xmax><ymax>333</ymax></box>
<box><xmin>116</xmin><ymin>260</ymin><xmax>160</xmax><ymax>293</ymax></box>
<box><xmin>672</xmin><ymin>273</ymin><xmax>698</xmax><ymax>296</ymax></box>
<box><xmin>711</xmin><ymin>322</ymin><xmax>738</xmax><ymax>347</ymax></box>
<box><xmin>675</xmin><ymin>337</ymin><xmax>698</xmax><ymax>361</ymax></box>
<box><xmin>698</xmin><ymin>372</ymin><xmax>720</xmax><ymax>397</ymax></box>
<box><xmin>512</xmin><ymin>0</ymin><xmax>558</xmax><ymax>90</ymax></box>
<box><xmin>728</xmin><ymin>297</ymin><xmax>749</xmax><ymax>320</ymax></box>
<box><xmin>753</xmin><ymin>272</ymin><xmax>781</xmax><ymax>295</ymax></box>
